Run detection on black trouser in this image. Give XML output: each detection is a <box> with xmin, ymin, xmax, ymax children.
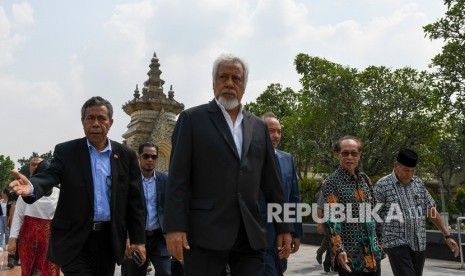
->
<box><xmin>184</xmin><ymin>221</ymin><xmax>264</xmax><ymax>276</ymax></box>
<box><xmin>61</xmin><ymin>223</ymin><xmax>115</xmax><ymax>276</ymax></box>
<box><xmin>338</xmin><ymin>270</ymin><xmax>377</xmax><ymax>276</ymax></box>
<box><xmin>384</xmin><ymin>245</ymin><xmax>425</xmax><ymax>276</ymax></box>
<box><xmin>123</xmin><ymin>229</ymin><xmax>172</xmax><ymax>276</ymax></box>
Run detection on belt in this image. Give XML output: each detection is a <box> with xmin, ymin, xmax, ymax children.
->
<box><xmin>146</xmin><ymin>228</ymin><xmax>162</xmax><ymax>237</ymax></box>
<box><xmin>92</xmin><ymin>221</ymin><xmax>109</xmax><ymax>231</ymax></box>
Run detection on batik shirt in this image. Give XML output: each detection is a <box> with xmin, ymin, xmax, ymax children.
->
<box><xmin>322</xmin><ymin>167</ymin><xmax>383</xmax><ymax>273</ymax></box>
<box><xmin>374</xmin><ymin>172</ymin><xmax>435</xmax><ymax>251</ymax></box>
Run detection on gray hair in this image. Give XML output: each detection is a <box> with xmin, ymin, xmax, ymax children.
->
<box><xmin>212</xmin><ymin>53</ymin><xmax>249</xmax><ymax>88</ymax></box>
<box><xmin>261</xmin><ymin>112</ymin><xmax>278</xmax><ymax>121</ymax></box>
<box><xmin>80</xmin><ymin>96</ymin><xmax>113</xmax><ymax>121</ymax></box>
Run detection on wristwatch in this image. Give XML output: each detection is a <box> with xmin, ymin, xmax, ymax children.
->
<box><xmin>444</xmin><ymin>234</ymin><xmax>452</xmax><ymax>240</ymax></box>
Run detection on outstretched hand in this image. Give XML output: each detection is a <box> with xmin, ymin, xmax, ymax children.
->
<box><xmin>9</xmin><ymin>170</ymin><xmax>32</xmax><ymax>196</ymax></box>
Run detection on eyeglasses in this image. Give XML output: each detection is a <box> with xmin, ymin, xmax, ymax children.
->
<box><xmin>340</xmin><ymin>151</ymin><xmax>360</xmax><ymax>157</ymax></box>
<box><xmin>141</xmin><ymin>153</ymin><xmax>158</xmax><ymax>160</ymax></box>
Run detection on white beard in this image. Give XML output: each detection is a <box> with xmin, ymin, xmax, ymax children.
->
<box><xmin>218</xmin><ymin>95</ymin><xmax>239</xmax><ymax>110</ymax></box>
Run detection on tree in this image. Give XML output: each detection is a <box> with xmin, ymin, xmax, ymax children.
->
<box><xmin>245</xmin><ymin>83</ymin><xmax>298</xmax><ymax>153</ymax></box>
<box><xmin>245</xmin><ymin>83</ymin><xmax>298</xmax><ymax>120</ymax></box>
<box><xmin>0</xmin><ymin>155</ymin><xmax>15</xmax><ymax>189</ymax></box>
<box><xmin>292</xmin><ymin>54</ymin><xmax>449</xmax><ymax>180</ymax></box>
<box><xmin>248</xmin><ymin>54</ymin><xmax>451</xmax><ymax>181</ymax></box>
<box><xmin>17</xmin><ymin>151</ymin><xmax>53</xmax><ymax>176</ymax></box>
<box><xmin>424</xmin><ymin>0</ymin><xmax>465</xmax><ymax>117</ymax></box>
<box><xmin>423</xmin><ymin>0</ymin><xmax>465</xmax><ymax>204</ymax></box>
<box><xmin>455</xmin><ymin>187</ymin><xmax>465</xmax><ymax>215</ymax></box>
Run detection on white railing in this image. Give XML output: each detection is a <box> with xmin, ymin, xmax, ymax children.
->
<box><xmin>457</xmin><ymin>217</ymin><xmax>465</xmax><ymax>269</ymax></box>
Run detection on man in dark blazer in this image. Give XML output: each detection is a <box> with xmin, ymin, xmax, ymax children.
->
<box><xmin>10</xmin><ymin>96</ymin><xmax>147</xmax><ymax>276</ymax></box>
<box><xmin>123</xmin><ymin>142</ymin><xmax>172</xmax><ymax>276</ymax></box>
<box><xmin>164</xmin><ymin>53</ymin><xmax>293</xmax><ymax>276</ymax></box>
<box><xmin>259</xmin><ymin>112</ymin><xmax>303</xmax><ymax>276</ymax></box>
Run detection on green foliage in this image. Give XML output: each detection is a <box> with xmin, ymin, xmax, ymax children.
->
<box><xmin>290</xmin><ymin>54</ymin><xmax>449</xmax><ymax>180</ymax></box>
<box><xmin>0</xmin><ymin>155</ymin><xmax>15</xmax><ymax>189</ymax></box>
<box><xmin>298</xmin><ymin>177</ymin><xmax>321</xmax><ymax>223</ymax></box>
<box><xmin>426</xmin><ymin>187</ymin><xmax>460</xmax><ymax>229</ymax></box>
<box><xmin>17</xmin><ymin>151</ymin><xmax>53</xmax><ymax>176</ymax></box>
<box><xmin>245</xmin><ymin>83</ymin><xmax>299</xmax><ymax>156</ymax></box>
<box><xmin>424</xmin><ymin>0</ymin><xmax>465</xmax><ymax>118</ymax></box>
<box><xmin>454</xmin><ymin>187</ymin><xmax>465</xmax><ymax>215</ymax></box>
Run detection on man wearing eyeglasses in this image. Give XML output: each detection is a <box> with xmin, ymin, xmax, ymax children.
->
<box><xmin>322</xmin><ymin>135</ymin><xmax>383</xmax><ymax>276</ymax></box>
<box><xmin>123</xmin><ymin>142</ymin><xmax>172</xmax><ymax>276</ymax></box>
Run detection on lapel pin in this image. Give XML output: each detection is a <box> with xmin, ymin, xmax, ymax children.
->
<box><xmin>114</xmin><ymin>154</ymin><xmax>119</xmax><ymax>160</ymax></box>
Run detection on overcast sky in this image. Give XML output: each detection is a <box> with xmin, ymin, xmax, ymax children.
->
<box><xmin>0</xmin><ymin>0</ymin><xmax>446</xmax><ymax>167</ymax></box>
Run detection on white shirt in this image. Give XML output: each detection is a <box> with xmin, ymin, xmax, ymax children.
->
<box><xmin>215</xmin><ymin>99</ymin><xmax>244</xmax><ymax>159</ymax></box>
<box><xmin>0</xmin><ymin>200</ymin><xmax>6</xmax><ymax>217</ymax></box>
<box><xmin>10</xmin><ymin>187</ymin><xmax>60</xmax><ymax>238</ymax></box>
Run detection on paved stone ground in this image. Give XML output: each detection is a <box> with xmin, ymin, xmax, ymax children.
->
<box><xmin>1</xmin><ymin>244</ymin><xmax>463</xmax><ymax>275</ymax></box>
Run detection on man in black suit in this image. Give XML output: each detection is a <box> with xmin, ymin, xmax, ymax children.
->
<box><xmin>164</xmin><ymin>53</ymin><xmax>293</xmax><ymax>276</ymax></box>
<box><xmin>9</xmin><ymin>96</ymin><xmax>147</xmax><ymax>276</ymax></box>
<box><xmin>123</xmin><ymin>142</ymin><xmax>172</xmax><ymax>276</ymax></box>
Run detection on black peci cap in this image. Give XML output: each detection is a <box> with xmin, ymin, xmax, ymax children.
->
<box><xmin>397</xmin><ymin>148</ymin><xmax>418</xmax><ymax>168</ymax></box>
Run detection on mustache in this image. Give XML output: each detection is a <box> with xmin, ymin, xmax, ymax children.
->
<box><xmin>221</xmin><ymin>89</ymin><xmax>236</xmax><ymax>95</ymax></box>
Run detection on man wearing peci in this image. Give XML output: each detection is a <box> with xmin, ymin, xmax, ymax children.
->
<box><xmin>9</xmin><ymin>96</ymin><xmax>147</xmax><ymax>276</ymax></box>
<box><xmin>375</xmin><ymin>148</ymin><xmax>459</xmax><ymax>276</ymax></box>
<box><xmin>164</xmin><ymin>53</ymin><xmax>293</xmax><ymax>276</ymax></box>
<box><xmin>259</xmin><ymin>112</ymin><xmax>303</xmax><ymax>276</ymax></box>
<box><xmin>123</xmin><ymin>142</ymin><xmax>172</xmax><ymax>276</ymax></box>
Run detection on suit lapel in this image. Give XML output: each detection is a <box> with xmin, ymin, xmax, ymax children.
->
<box><xmin>79</xmin><ymin>138</ymin><xmax>94</xmax><ymax>210</ymax></box>
<box><xmin>207</xmin><ymin>100</ymin><xmax>240</xmax><ymax>159</ymax></box>
<box><xmin>276</xmin><ymin>150</ymin><xmax>285</xmax><ymax>187</ymax></box>
<box><xmin>110</xmin><ymin>141</ymin><xmax>120</xmax><ymax>210</ymax></box>
<box><xmin>241</xmin><ymin>111</ymin><xmax>253</xmax><ymax>162</ymax></box>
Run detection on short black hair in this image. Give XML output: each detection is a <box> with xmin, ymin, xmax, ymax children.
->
<box><xmin>80</xmin><ymin>96</ymin><xmax>113</xmax><ymax>121</ymax></box>
<box><xmin>138</xmin><ymin>142</ymin><xmax>159</xmax><ymax>155</ymax></box>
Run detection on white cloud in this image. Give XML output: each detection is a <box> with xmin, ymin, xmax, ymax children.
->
<box><xmin>0</xmin><ymin>4</ymin><xmax>30</xmax><ymax>67</ymax></box>
<box><xmin>0</xmin><ymin>0</ymin><xmax>448</xmax><ymax>166</ymax></box>
<box><xmin>12</xmin><ymin>2</ymin><xmax>34</xmax><ymax>25</ymax></box>
<box><xmin>103</xmin><ymin>0</ymin><xmax>157</xmax><ymax>73</ymax></box>
<box><xmin>0</xmin><ymin>7</ymin><xmax>11</xmax><ymax>38</ymax></box>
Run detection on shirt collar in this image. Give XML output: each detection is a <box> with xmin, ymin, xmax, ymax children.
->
<box><xmin>337</xmin><ymin>165</ymin><xmax>360</xmax><ymax>180</ymax></box>
<box><xmin>141</xmin><ymin>171</ymin><xmax>156</xmax><ymax>181</ymax></box>
<box><xmin>87</xmin><ymin>138</ymin><xmax>112</xmax><ymax>153</ymax></box>
<box><xmin>391</xmin><ymin>170</ymin><xmax>412</xmax><ymax>186</ymax></box>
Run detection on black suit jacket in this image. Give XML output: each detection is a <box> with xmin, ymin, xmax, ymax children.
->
<box><xmin>25</xmin><ymin>138</ymin><xmax>146</xmax><ymax>266</ymax></box>
<box><xmin>154</xmin><ymin>170</ymin><xmax>167</xmax><ymax>232</ymax></box>
<box><xmin>164</xmin><ymin>100</ymin><xmax>292</xmax><ymax>251</ymax></box>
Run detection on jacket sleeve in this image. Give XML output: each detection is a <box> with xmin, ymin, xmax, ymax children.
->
<box><xmin>164</xmin><ymin>111</ymin><xmax>192</xmax><ymax>232</ymax></box>
<box><xmin>126</xmin><ymin>148</ymin><xmax>146</xmax><ymax>245</ymax></box>
<box><xmin>288</xmin><ymin>155</ymin><xmax>303</xmax><ymax>238</ymax></box>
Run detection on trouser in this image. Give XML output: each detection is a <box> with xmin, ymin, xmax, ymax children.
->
<box><xmin>61</xmin><ymin>222</ymin><xmax>115</xmax><ymax>276</ymax></box>
<box><xmin>184</xmin><ymin>221</ymin><xmax>264</xmax><ymax>276</ymax></box>
<box><xmin>123</xmin><ymin>228</ymin><xmax>172</xmax><ymax>276</ymax></box>
<box><xmin>384</xmin><ymin>245</ymin><xmax>425</xmax><ymax>276</ymax></box>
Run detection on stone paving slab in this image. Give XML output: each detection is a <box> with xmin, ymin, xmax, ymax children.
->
<box><xmin>1</xmin><ymin>244</ymin><xmax>463</xmax><ymax>275</ymax></box>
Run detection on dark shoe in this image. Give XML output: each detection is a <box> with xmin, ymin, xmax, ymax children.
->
<box><xmin>323</xmin><ymin>262</ymin><xmax>331</xmax><ymax>273</ymax></box>
<box><xmin>7</xmin><ymin>255</ymin><xmax>15</xmax><ymax>269</ymax></box>
<box><xmin>316</xmin><ymin>248</ymin><xmax>323</xmax><ymax>264</ymax></box>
